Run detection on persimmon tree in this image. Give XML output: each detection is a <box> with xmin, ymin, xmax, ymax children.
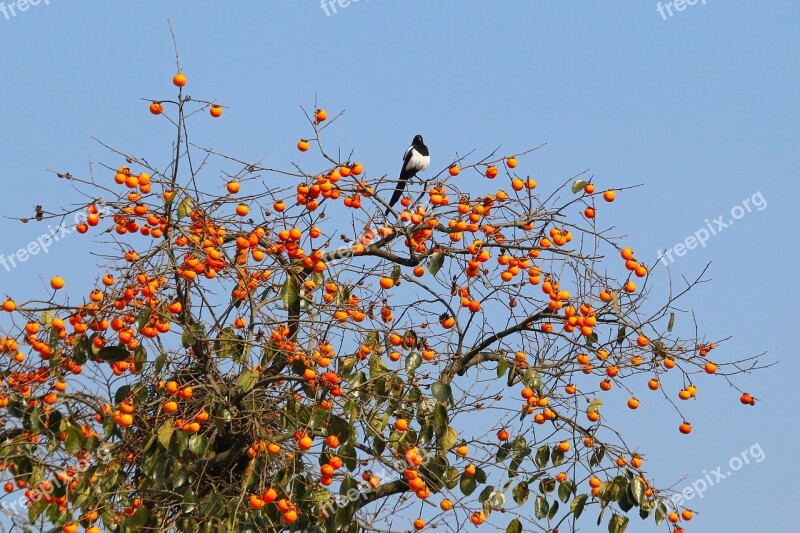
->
<box><xmin>0</xmin><ymin>67</ymin><xmax>764</xmax><ymax>533</ymax></box>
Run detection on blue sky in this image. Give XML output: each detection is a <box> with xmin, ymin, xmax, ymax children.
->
<box><xmin>0</xmin><ymin>1</ymin><xmax>797</xmax><ymax>531</ymax></box>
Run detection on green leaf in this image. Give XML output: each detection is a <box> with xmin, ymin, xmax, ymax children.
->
<box><xmin>548</xmin><ymin>499</ymin><xmax>560</xmax><ymax>520</ymax></box>
<box><xmin>523</xmin><ymin>367</ymin><xmax>542</xmax><ymax>390</ymax></box>
<box><xmin>431</xmin><ymin>381</ymin><xmax>452</xmax><ymax>404</ymax></box>
<box><xmin>428</xmin><ymin>252</ymin><xmax>445</xmax><ymax>275</ymax></box>
<box><xmin>440</xmin><ymin>427</ymin><xmax>458</xmax><ymax>452</ymax></box>
<box><xmin>182</xmin><ymin>490</ymin><xmax>198</xmax><ymax>513</ymax></box>
<box><xmin>587</xmin><ymin>397</ymin><xmax>603</xmax><ymax>414</ymax></box>
<box><xmin>608</xmin><ymin>514</ymin><xmax>629</xmax><ymax>533</ymax></box>
<box><xmin>512</xmin><ymin>482</ymin><xmax>530</xmax><ymax>505</ymax></box>
<box><xmin>506</xmin><ymin>518</ymin><xmax>523</xmax><ymax>533</ymax></box>
<box><xmin>339</xmin><ymin>356</ymin><xmax>357</xmax><ymax>378</ymax></box>
<box><xmin>340</xmin><ymin>443</ymin><xmax>357</xmax><ymax>472</ymax></box>
<box><xmin>64</xmin><ymin>423</ymin><xmax>83</xmax><ymax>455</ymax></box>
<box><xmin>571</xmin><ymin>493</ymin><xmax>588</xmax><ymax>519</ymax></box>
<box><xmin>444</xmin><ymin>467</ymin><xmax>460</xmax><ymax>490</ymax></box>
<box><xmin>539</xmin><ymin>477</ymin><xmax>556</xmax><ymax>494</ymax></box>
<box><xmin>534</xmin><ymin>495</ymin><xmax>549</xmax><ymax>519</ymax></box>
<box><xmin>154</xmin><ymin>352</ymin><xmax>167</xmax><ymax>375</ymax></box>
<box><xmin>126</xmin><ymin>505</ymin><xmax>150</xmax><ymax>529</ymax></box>
<box><xmin>668</xmin><ymin>312</ymin><xmax>675</xmax><ymax>332</ymax></box>
<box><xmin>181</xmin><ymin>323</ymin><xmax>204</xmax><ymax>348</ymax></box>
<box><xmin>616</xmin><ymin>326</ymin><xmax>626</xmax><ymax>346</ymax></box>
<box><xmin>47</xmin><ymin>410</ymin><xmax>63</xmax><ymax>434</ymax></box>
<box><xmin>236</xmin><ymin>370</ymin><xmax>258</xmax><ymax>394</ymax></box>
<box><xmin>189</xmin><ymin>435</ymin><xmax>209</xmax><ymax>456</ymax></box>
<box><xmin>433</xmin><ymin>404</ymin><xmax>448</xmax><ymax>436</ymax></box>
<box><xmin>654</xmin><ymin>501</ymin><xmax>668</xmax><ymax>525</ymax></box>
<box><xmin>217</xmin><ymin>327</ymin><xmax>246</xmax><ymax>362</ymax></box>
<box><xmin>535</xmin><ymin>445</ymin><xmax>550</xmax><ymax>469</ymax></box>
<box><xmin>630</xmin><ymin>477</ymin><xmax>646</xmax><ymax>506</ymax></box>
<box><xmin>496</xmin><ymin>356</ymin><xmax>508</xmax><ymax>378</ymax></box>
<box><xmin>135</xmin><ymin>306</ymin><xmax>152</xmax><ymax>332</ymax></box>
<box><xmin>334</xmin><ymin>285</ymin><xmax>351</xmax><ymax>306</ymax></box>
<box><xmin>97</xmin><ymin>345</ymin><xmax>130</xmax><ymax>363</ymax></box>
<box><xmin>28</xmin><ymin>498</ymin><xmax>48</xmax><ymax>523</ymax></box>
<box><xmin>487</xmin><ymin>490</ymin><xmax>505</xmax><ymax>510</ymax></box>
<box><xmin>133</xmin><ymin>345</ymin><xmax>147</xmax><ymax>373</ymax></box>
<box><xmin>280</xmin><ymin>275</ymin><xmax>300</xmax><ymax>309</ymax></box>
<box><xmin>177</xmin><ymin>197</ymin><xmax>192</xmax><ymax>220</ymax></box>
<box><xmin>551</xmin><ymin>446</ymin><xmax>565</xmax><ymax>467</ymax></box>
<box><xmin>460</xmin><ymin>474</ymin><xmax>477</xmax><ymax>496</ymax></box>
<box><xmin>558</xmin><ymin>479</ymin><xmax>575</xmax><ymax>503</ymax></box>
<box><xmin>158</xmin><ymin>420</ymin><xmax>174</xmax><ymax>449</ymax></box>
<box><xmin>40</xmin><ymin>310</ymin><xmax>54</xmax><ymax>329</ymax></box>
<box><xmin>405</xmin><ymin>352</ymin><xmax>422</xmax><ymax>374</ymax></box>
<box><xmin>571</xmin><ymin>179</ymin><xmax>587</xmax><ymax>194</ymax></box>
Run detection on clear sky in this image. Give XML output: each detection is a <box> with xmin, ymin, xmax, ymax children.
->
<box><xmin>0</xmin><ymin>1</ymin><xmax>797</xmax><ymax>531</ymax></box>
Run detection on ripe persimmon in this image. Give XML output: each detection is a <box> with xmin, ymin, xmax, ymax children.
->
<box><xmin>440</xmin><ymin>316</ymin><xmax>455</xmax><ymax>329</ymax></box>
<box><xmin>210</xmin><ymin>105</ymin><xmax>223</xmax><ymax>118</ymax></box>
<box><xmin>249</xmin><ymin>494</ymin><xmax>265</xmax><ymax>510</ymax></box>
<box><xmin>172</xmin><ymin>73</ymin><xmax>187</xmax><ymax>87</ymax></box>
<box><xmin>623</xmin><ymin>281</ymin><xmax>636</xmax><ymax>293</ymax></box>
<box><xmin>470</xmin><ymin>511</ymin><xmax>486</xmax><ymax>525</ymax></box>
<box><xmin>740</xmin><ymin>392</ymin><xmax>755</xmax><ymax>405</ymax></box>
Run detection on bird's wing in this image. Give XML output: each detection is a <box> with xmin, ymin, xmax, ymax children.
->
<box><xmin>400</xmin><ymin>146</ymin><xmax>415</xmax><ymax>178</ymax></box>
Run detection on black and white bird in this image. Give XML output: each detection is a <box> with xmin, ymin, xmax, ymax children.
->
<box><xmin>385</xmin><ymin>134</ymin><xmax>430</xmax><ymax>215</ymax></box>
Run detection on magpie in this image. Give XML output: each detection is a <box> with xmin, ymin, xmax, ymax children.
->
<box><xmin>385</xmin><ymin>134</ymin><xmax>430</xmax><ymax>215</ymax></box>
